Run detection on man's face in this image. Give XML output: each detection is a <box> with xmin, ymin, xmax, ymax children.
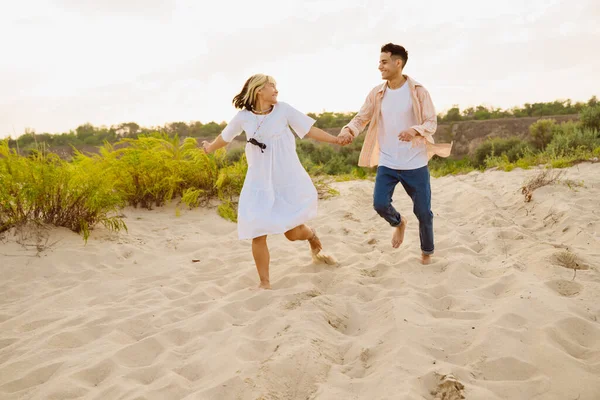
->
<box><xmin>379</xmin><ymin>52</ymin><xmax>403</xmax><ymax>80</ymax></box>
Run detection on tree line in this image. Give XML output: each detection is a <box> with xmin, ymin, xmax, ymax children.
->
<box><xmin>6</xmin><ymin>96</ymin><xmax>597</xmax><ymax>151</ymax></box>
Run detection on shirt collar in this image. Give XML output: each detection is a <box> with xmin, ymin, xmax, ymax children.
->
<box><xmin>378</xmin><ymin>75</ymin><xmax>421</xmax><ymax>94</ymax></box>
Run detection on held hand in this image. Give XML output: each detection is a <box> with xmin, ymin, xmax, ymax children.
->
<box><xmin>398</xmin><ymin>129</ymin><xmax>417</xmax><ymax>142</ymax></box>
<box><xmin>337</xmin><ymin>128</ymin><xmax>354</xmax><ymax>146</ymax></box>
<box><xmin>202</xmin><ymin>140</ymin><xmax>211</xmax><ymax>153</ymax></box>
<box><xmin>335</xmin><ymin>135</ymin><xmax>350</xmax><ymax>146</ymax></box>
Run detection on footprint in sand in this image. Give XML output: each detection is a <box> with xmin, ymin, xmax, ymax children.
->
<box><xmin>474</xmin><ymin>356</ymin><xmax>538</xmax><ymax>381</ymax></box>
<box><xmin>359</xmin><ymin>268</ymin><xmax>379</xmax><ymax>278</ymax></box>
<box><xmin>160</xmin><ymin>328</ymin><xmax>195</xmax><ymax>347</ymax></box>
<box><xmin>343</xmin><ymin>212</ymin><xmax>361</xmax><ymax>222</ymax></box>
<box><xmin>46</xmin><ymin>327</ymin><xmax>104</xmax><ymax>349</ymax></box>
<box><xmin>493</xmin><ymin>313</ymin><xmax>528</xmax><ymax>331</ymax></box>
<box><xmin>173</xmin><ymin>359</ymin><xmax>205</xmax><ymax>382</ymax></box>
<box><xmin>46</xmin><ymin>386</ymin><xmax>88</xmax><ymax>400</ymax></box>
<box><xmin>474</xmin><ymin>274</ymin><xmax>518</xmax><ymax>299</ymax></box>
<box><xmin>545</xmin><ymin>279</ymin><xmax>583</xmax><ymax>297</ymax></box>
<box><xmin>124</xmin><ymin>364</ymin><xmax>163</xmax><ymax>385</ymax></box>
<box><xmin>545</xmin><ymin>317</ymin><xmax>600</xmax><ymax>361</ymax></box>
<box><xmin>72</xmin><ymin>359</ymin><xmax>116</xmax><ymax>387</ymax></box>
<box><xmin>284</xmin><ymin>289</ymin><xmax>321</xmax><ymax>310</ymax></box>
<box><xmin>341</xmin><ymin>347</ymin><xmax>372</xmax><ymax>379</ymax></box>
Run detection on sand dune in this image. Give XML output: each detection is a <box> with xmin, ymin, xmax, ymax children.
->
<box><xmin>1</xmin><ymin>163</ymin><xmax>599</xmax><ymax>400</ymax></box>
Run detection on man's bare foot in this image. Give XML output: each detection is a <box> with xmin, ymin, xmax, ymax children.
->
<box><xmin>421</xmin><ymin>254</ymin><xmax>432</xmax><ymax>265</ymax></box>
<box><xmin>392</xmin><ymin>217</ymin><xmax>407</xmax><ymax>248</ymax></box>
<box><xmin>257</xmin><ymin>281</ymin><xmax>271</xmax><ymax>290</ymax></box>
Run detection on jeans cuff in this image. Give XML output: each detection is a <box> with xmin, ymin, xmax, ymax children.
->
<box><xmin>422</xmin><ymin>249</ymin><xmax>434</xmax><ymax>256</ymax></box>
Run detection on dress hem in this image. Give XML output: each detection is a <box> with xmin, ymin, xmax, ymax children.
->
<box><xmin>237</xmin><ymin>211</ymin><xmax>318</xmax><ymax>240</ymax></box>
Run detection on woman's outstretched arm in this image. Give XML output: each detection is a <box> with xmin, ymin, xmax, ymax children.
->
<box><xmin>202</xmin><ymin>135</ymin><xmax>229</xmax><ymax>153</ymax></box>
<box><xmin>305</xmin><ymin>126</ymin><xmax>345</xmax><ymax>145</ymax></box>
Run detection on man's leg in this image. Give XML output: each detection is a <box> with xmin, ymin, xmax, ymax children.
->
<box><xmin>398</xmin><ymin>165</ymin><xmax>434</xmax><ymax>263</ymax></box>
<box><xmin>373</xmin><ymin>166</ymin><xmax>407</xmax><ymax>248</ymax></box>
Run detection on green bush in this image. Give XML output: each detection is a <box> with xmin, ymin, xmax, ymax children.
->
<box><xmin>95</xmin><ymin>134</ymin><xmax>222</xmax><ymax>209</ymax></box>
<box><xmin>580</xmin><ymin>105</ymin><xmax>600</xmax><ymax>131</ymax></box>
<box><xmin>473</xmin><ymin>138</ymin><xmax>532</xmax><ymax>167</ymax></box>
<box><xmin>429</xmin><ymin>157</ymin><xmax>475</xmax><ymax>177</ymax></box>
<box><xmin>484</xmin><ymin>154</ymin><xmax>516</xmax><ymax>171</ymax></box>
<box><xmin>225</xmin><ymin>146</ymin><xmax>245</xmax><ymax>163</ymax></box>
<box><xmin>546</xmin><ymin>127</ymin><xmax>600</xmax><ymax>157</ymax></box>
<box><xmin>212</xmin><ymin>154</ymin><xmax>249</xmax><ymax>222</ymax></box>
<box><xmin>529</xmin><ymin>119</ymin><xmax>558</xmax><ymax>150</ymax></box>
<box><xmin>322</xmin><ymin>156</ymin><xmax>353</xmax><ymax>175</ymax></box>
<box><xmin>297</xmin><ymin>135</ymin><xmax>365</xmax><ymax>176</ymax></box>
<box><xmin>0</xmin><ymin>140</ymin><xmax>126</xmax><ymax>241</ymax></box>
<box><xmin>217</xmin><ymin>201</ymin><xmax>237</xmax><ymax>222</ymax></box>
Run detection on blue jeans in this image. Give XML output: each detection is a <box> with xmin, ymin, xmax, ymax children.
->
<box><xmin>373</xmin><ymin>165</ymin><xmax>434</xmax><ymax>255</ymax></box>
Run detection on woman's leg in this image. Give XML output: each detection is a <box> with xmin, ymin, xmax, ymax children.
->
<box><xmin>252</xmin><ymin>235</ymin><xmax>271</xmax><ymax>289</ymax></box>
<box><xmin>285</xmin><ymin>224</ymin><xmax>337</xmax><ymax>265</ymax></box>
<box><xmin>284</xmin><ymin>224</ymin><xmax>312</xmax><ymax>241</ymax></box>
<box><xmin>284</xmin><ymin>224</ymin><xmax>321</xmax><ymax>252</ymax></box>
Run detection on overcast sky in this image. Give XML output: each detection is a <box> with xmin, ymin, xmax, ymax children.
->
<box><xmin>1</xmin><ymin>0</ymin><xmax>598</xmax><ymax>137</ymax></box>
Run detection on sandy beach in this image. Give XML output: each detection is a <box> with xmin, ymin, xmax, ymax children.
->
<box><xmin>1</xmin><ymin>163</ymin><xmax>599</xmax><ymax>400</ymax></box>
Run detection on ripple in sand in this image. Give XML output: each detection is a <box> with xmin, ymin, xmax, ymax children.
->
<box><xmin>114</xmin><ymin>337</ymin><xmax>165</xmax><ymax>368</ymax></box>
<box><xmin>1</xmin><ymin>362</ymin><xmax>63</xmax><ymax>393</ymax></box>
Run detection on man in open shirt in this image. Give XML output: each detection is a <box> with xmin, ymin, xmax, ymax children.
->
<box><xmin>338</xmin><ymin>43</ymin><xmax>452</xmax><ymax>264</ymax></box>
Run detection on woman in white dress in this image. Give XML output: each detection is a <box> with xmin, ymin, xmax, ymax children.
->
<box><xmin>202</xmin><ymin>74</ymin><xmax>344</xmax><ymax>289</ymax></box>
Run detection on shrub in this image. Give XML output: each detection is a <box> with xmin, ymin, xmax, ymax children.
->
<box><xmin>0</xmin><ymin>140</ymin><xmax>126</xmax><ymax>241</ymax></box>
<box><xmin>473</xmin><ymin>138</ymin><xmax>532</xmax><ymax>167</ymax></box>
<box><xmin>95</xmin><ymin>134</ymin><xmax>222</xmax><ymax>209</ymax></box>
<box><xmin>429</xmin><ymin>157</ymin><xmax>475</xmax><ymax>177</ymax></box>
<box><xmin>580</xmin><ymin>105</ymin><xmax>600</xmax><ymax>131</ymax></box>
<box><xmin>529</xmin><ymin>119</ymin><xmax>557</xmax><ymax>150</ymax></box>
<box><xmin>546</xmin><ymin>127</ymin><xmax>600</xmax><ymax>156</ymax></box>
<box><xmin>225</xmin><ymin>146</ymin><xmax>245</xmax><ymax>164</ymax></box>
<box><xmin>213</xmin><ymin>154</ymin><xmax>248</xmax><ymax>222</ymax></box>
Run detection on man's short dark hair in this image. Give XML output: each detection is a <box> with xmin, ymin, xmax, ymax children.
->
<box><xmin>381</xmin><ymin>43</ymin><xmax>408</xmax><ymax>67</ymax></box>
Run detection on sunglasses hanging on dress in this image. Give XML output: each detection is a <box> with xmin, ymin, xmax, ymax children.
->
<box><xmin>248</xmin><ymin>106</ymin><xmax>271</xmax><ymax>153</ymax></box>
<box><xmin>247</xmin><ymin>138</ymin><xmax>267</xmax><ymax>153</ymax></box>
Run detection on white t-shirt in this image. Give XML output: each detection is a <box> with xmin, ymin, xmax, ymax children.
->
<box><xmin>378</xmin><ymin>83</ymin><xmax>428</xmax><ymax>170</ymax></box>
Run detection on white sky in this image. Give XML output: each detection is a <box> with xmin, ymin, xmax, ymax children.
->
<box><xmin>1</xmin><ymin>0</ymin><xmax>599</xmax><ymax>137</ymax></box>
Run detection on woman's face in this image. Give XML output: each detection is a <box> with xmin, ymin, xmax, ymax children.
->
<box><xmin>257</xmin><ymin>82</ymin><xmax>278</xmax><ymax>105</ymax></box>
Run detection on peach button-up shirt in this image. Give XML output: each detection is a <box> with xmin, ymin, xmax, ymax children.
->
<box><xmin>344</xmin><ymin>75</ymin><xmax>453</xmax><ymax>168</ymax></box>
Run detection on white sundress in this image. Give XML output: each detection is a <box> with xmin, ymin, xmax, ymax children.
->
<box><xmin>220</xmin><ymin>101</ymin><xmax>318</xmax><ymax>240</ymax></box>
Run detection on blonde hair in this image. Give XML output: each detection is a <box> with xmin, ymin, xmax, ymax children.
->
<box><xmin>232</xmin><ymin>74</ymin><xmax>277</xmax><ymax>111</ymax></box>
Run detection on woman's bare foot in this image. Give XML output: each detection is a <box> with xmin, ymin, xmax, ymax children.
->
<box><xmin>308</xmin><ymin>228</ymin><xmax>337</xmax><ymax>265</ymax></box>
<box><xmin>392</xmin><ymin>217</ymin><xmax>407</xmax><ymax>248</ymax></box>
<box><xmin>307</xmin><ymin>228</ymin><xmax>323</xmax><ymax>254</ymax></box>
<box><xmin>421</xmin><ymin>254</ymin><xmax>432</xmax><ymax>265</ymax></box>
